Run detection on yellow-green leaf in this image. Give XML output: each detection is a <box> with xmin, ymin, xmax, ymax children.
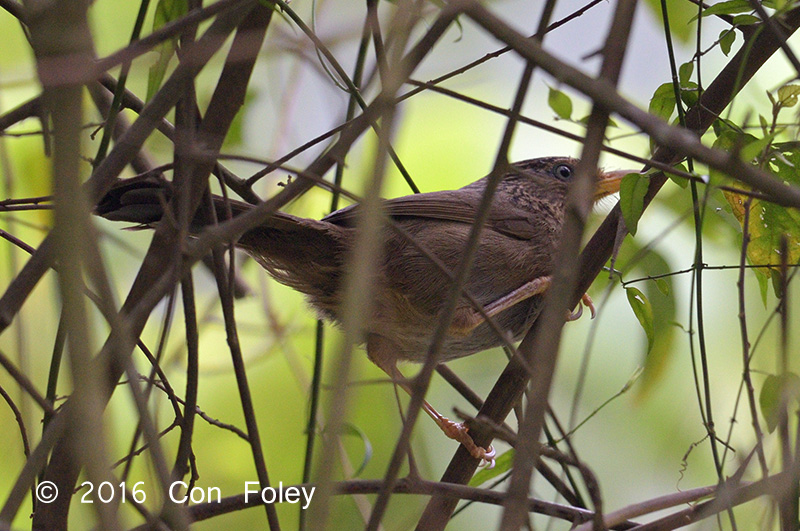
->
<box><xmin>777</xmin><ymin>84</ymin><xmax>800</xmax><ymax>108</ymax></box>
<box><xmin>643</xmin><ymin>0</ymin><xmax>694</xmax><ymax>42</ymax></box>
<box><xmin>718</xmin><ymin>144</ymin><xmax>800</xmax><ymax>303</ymax></box>
<box><xmin>655</xmin><ymin>278</ymin><xmax>670</xmax><ymax>296</ymax></box>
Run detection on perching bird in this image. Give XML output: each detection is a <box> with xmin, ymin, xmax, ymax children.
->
<box><xmin>97</xmin><ymin>156</ymin><xmax>626</xmax><ymax>467</ymax></box>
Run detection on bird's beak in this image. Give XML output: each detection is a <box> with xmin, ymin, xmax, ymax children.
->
<box><xmin>594</xmin><ymin>169</ymin><xmax>635</xmax><ymax>201</ymax></box>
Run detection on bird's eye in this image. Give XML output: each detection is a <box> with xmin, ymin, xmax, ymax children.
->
<box><xmin>553</xmin><ymin>163</ymin><xmax>574</xmax><ymax>180</ymax></box>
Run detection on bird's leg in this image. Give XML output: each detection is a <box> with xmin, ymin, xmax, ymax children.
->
<box><xmin>450</xmin><ymin>276</ymin><xmax>552</xmax><ymax>335</ymax></box>
<box><xmin>366</xmin><ymin>336</ymin><xmax>496</xmax><ymax>468</ymax></box>
<box><xmin>450</xmin><ymin>275</ymin><xmax>596</xmax><ymax>336</ymax></box>
<box><xmin>418</xmin><ymin>400</ymin><xmax>496</xmax><ymax>468</ymax></box>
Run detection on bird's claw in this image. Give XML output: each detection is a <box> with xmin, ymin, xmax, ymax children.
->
<box><xmin>568</xmin><ymin>293</ymin><xmax>596</xmax><ymax>321</ymax></box>
<box><xmin>477</xmin><ymin>445</ymin><xmax>496</xmax><ymax>469</ymax></box>
<box><xmin>583</xmin><ymin>293</ymin><xmax>597</xmax><ymax>319</ymax></box>
<box><xmin>439</xmin><ymin>418</ymin><xmax>496</xmax><ymax>468</ymax></box>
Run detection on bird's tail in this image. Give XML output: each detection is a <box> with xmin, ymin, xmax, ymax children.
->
<box><xmin>96</xmin><ymin>175</ymin><xmax>259</xmax><ymax>227</ymax></box>
<box><xmin>96</xmin><ymin>176</ymin><xmax>348</xmax><ymax>313</ymax></box>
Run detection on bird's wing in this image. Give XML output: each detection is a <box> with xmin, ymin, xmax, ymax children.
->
<box><xmin>324</xmin><ymin>191</ymin><xmax>539</xmax><ymax>240</ymax></box>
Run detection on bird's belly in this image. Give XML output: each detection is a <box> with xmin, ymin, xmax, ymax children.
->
<box><xmin>373</xmin><ymin>296</ymin><xmax>543</xmax><ymax>363</ymax></box>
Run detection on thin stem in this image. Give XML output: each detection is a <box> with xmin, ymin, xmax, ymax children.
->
<box><xmin>736</xmin><ymin>198</ymin><xmax>769</xmax><ymax>476</ymax></box>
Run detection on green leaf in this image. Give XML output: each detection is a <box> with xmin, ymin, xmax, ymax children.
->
<box><xmin>668</xmin><ymin>162</ymin><xmax>689</xmax><ymax>189</ymax></box>
<box><xmin>224</xmin><ymin>89</ymin><xmax>257</xmax><ymax>146</ymax></box>
<box><xmin>712</xmin><ymin>128</ymin><xmax>758</xmax><ymax>161</ymax></box>
<box><xmin>771</xmin><ymin>268</ymin><xmax>785</xmax><ymax>299</ymax></box>
<box><xmin>759</xmin><ymin>114</ymin><xmax>769</xmax><ymax>135</ymax></box>
<box><xmin>694</xmin><ymin>1</ymin><xmax>778</xmax><ymax>20</ymax></box>
<box><xmin>649</xmin><ymin>83</ymin><xmax>677</xmax><ymax>121</ymax></box>
<box><xmin>679</xmin><ymin>61</ymin><xmax>694</xmax><ymax>87</ymax></box>
<box><xmin>469</xmin><ymin>449</ymin><xmax>514</xmax><ymax>486</ymax></box>
<box><xmin>147</xmin><ymin>0</ymin><xmax>188</xmax><ymax>101</ymax></box>
<box><xmin>619</xmin><ymin>172</ymin><xmax>650</xmax><ymax>236</ymax></box>
<box><xmin>712</xmin><ymin>116</ymin><xmax>746</xmax><ymax>137</ymax></box>
<box><xmin>547</xmin><ymin>86</ymin><xmax>573</xmax><ymax>120</ymax></box>
<box><xmin>731</xmin><ymin>14</ymin><xmax>760</xmax><ymax>25</ymax></box>
<box><xmin>625</xmin><ymin>287</ymin><xmax>655</xmax><ymax>355</ymax></box>
<box><xmin>767</xmin><ymin>89</ymin><xmax>777</xmax><ymax>107</ymax></box>
<box><xmin>698</xmin><ymin>0</ymin><xmax>753</xmax><ymax>18</ymax></box>
<box><xmin>760</xmin><ymin>373</ymin><xmax>800</xmax><ymax>433</ymax></box>
<box><xmin>680</xmin><ymin>82</ymin><xmax>700</xmax><ymax>108</ymax></box>
<box><xmin>777</xmin><ymin>84</ymin><xmax>800</xmax><ymax>108</ymax></box>
<box><xmin>739</xmin><ymin>134</ymin><xmax>775</xmax><ymax>163</ymax></box>
<box><xmin>604</xmin><ymin>242</ymin><xmax>677</xmax><ymax>393</ymax></box>
<box><xmin>576</xmin><ymin>116</ymin><xmax>618</xmax><ymax>128</ymax></box>
<box><xmin>649</xmin><ymin>83</ymin><xmax>677</xmax><ymax>154</ymax></box>
<box><xmin>719</xmin><ymin>29</ymin><xmax>736</xmax><ymax>56</ymax></box>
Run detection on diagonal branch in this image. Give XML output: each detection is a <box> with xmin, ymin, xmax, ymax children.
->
<box><xmin>419</xmin><ymin>3</ymin><xmax>800</xmax><ymax>529</ymax></box>
<box><xmin>500</xmin><ymin>1</ymin><xmax>637</xmax><ymax>528</ymax></box>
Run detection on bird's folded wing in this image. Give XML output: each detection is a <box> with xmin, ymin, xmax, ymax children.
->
<box><xmin>323</xmin><ymin>191</ymin><xmax>539</xmax><ymax>240</ymax></box>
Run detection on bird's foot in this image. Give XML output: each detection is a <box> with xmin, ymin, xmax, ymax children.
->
<box><xmin>439</xmin><ymin>418</ymin><xmax>496</xmax><ymax>468</ymax></box>
<box><xmin>568</xmin><ymin>293</ymin><xmax>596</xmax><ymax>321</ymax></box>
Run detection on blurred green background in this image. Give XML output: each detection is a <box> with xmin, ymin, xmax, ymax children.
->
<box><xmin>0</xmin><ymin>0</ymin><xmax>798</xmax><ymax>529</ymax></box>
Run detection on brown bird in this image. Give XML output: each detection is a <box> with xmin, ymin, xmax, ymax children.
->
<box><xmin>97</xmin><ymin>156</ymin><xmax>626</xmax><ymax>466</ymax></box>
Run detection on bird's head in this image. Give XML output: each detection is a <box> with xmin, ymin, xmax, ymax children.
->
<box><xmin>509</xmin><ymin>157</ymin><xmax>629</xmax><ymax>202</ymax></box>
